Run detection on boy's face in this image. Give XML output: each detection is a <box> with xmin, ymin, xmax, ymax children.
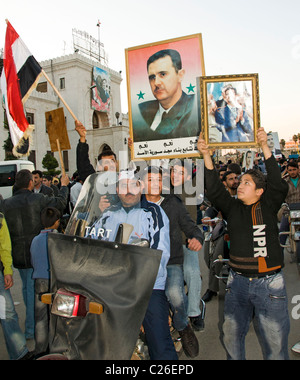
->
<box><xmin>170</xmin><ymin>165</ymin><xmax>191</xmax><ymax>187</ymax></box>
<box><xmin>237</xmin><ymin>174</ymin><xmax>264</xmax><ymax>205</ymax></box>
<box><xmin>143</xmin><ymin>173</ymin><xmax>162</xmax><ymax>196</ymax></box>
<box><xmin>97</xmin><ymin>155</ymin><xmax>117</xmax><ymax>172</ymax></box>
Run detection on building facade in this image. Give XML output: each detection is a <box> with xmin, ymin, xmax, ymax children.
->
<box><xmin>0</xmin><ymin>52</ymin><xmax>130</xmax><ymax>175</ymax></box>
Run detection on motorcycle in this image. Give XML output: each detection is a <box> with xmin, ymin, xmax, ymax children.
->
<box><xmin>279</xmin><ymin>202</ymin><xmax>300</xmax><ymax>273</ymax></box>
<box><xmin>202</xmin><ymin>217</ymin><xmax>230</xmax><ymax>291</ymax></box>
<box><xmin>39</xmin><ymin>171</ymin><xmax>163</xmax><ymax>360</ymax></box>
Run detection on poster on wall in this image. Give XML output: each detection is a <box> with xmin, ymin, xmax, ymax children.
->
<box><xmin>92</xmin><ymin>67</ymin><xmax>111</xmax><ymax>112</ymax></box>
<box><xmin>125</xmin><ymin>34</ymin><xmax>205</xmax><ymax>160</ymax></box>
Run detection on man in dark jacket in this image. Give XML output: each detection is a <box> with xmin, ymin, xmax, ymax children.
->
<box><xmin>2</xmin><ymin>169</ymin><xmax>69</xmax><ymax>340</ymax></box>
<box><xmin>198</xmin><ymin>127</ymin><xmax>290</xmax><ymax>360</ymax></box>
<box><xmin>142</xmin><ymin>166</ymin><xmax>203</xmax><ymax>358</ymax></box>
<box><xmin>32</xmin><ymin>170</ymin><xmax>54</xmax><ymax>196</ymax></box>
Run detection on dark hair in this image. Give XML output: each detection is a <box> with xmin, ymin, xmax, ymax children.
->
<box><xmin>98</xmin><ymin>150</ymin><xmax>117</xmax><ymax>161</ymax></box>
<box><xmin>42</xmin><ymin>174</ymin><xmax>53</xmax><ymax>181</ymax></box>
<box><xmin>15</xmin><ymin>169</ymin><xmax>33</xmax><ymax>190</ymax></box>
<box><xmin>225</xmin><ymin>87</ymin><xmax>237</xmax><ymax>96</ymax></box>
<box><xmin>228</xmin><ymin>162</ymin><xmax>242</xmax><ymax>175</ymax></box>
<box><xmin>142</xmin><ymin>166</ymin><xmax>163</xmax><ymax>179</ymax></box>
<box><xmin>170</xmin><ymin>158</ymin><xmax>193</xmax><ymax>176</ymax></box>
<box><xmin>147</xmin><ymin>49</ymin><xmax>182</xmax><ymax>73</ymax></box>
<box><xmin>243</xmin><ymin>169</ymin><xmax>267</xmax><ymax>191</ymax></box>
<box><xmin>41</xmin><ymin>207</ymin><xmax>61</xmax><ymax>229</ymax></box>
<box><xmin>218</xmin><ymin>166</ymin><xmax>227</xmax><ymax>174</ymax></box>
<box><xmin>287</xmin><ymin>161</ymin><xmax>298</xmax><ymax>169</ymax></box>
<box><xmin>222</xmin><ymin>170</ymin><xmax>235</xmax><ymax>182</ymax></box>
<box><xmin>32</xmin><ymin>170</ymin><xmax>43</xmax><ymax>178</ymax></box>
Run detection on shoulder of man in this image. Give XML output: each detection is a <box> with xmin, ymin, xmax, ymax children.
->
<box><xmin>41</xmin><ymin>184</ymin><xmax>54</xmax><ymax>196</ymax></box>
<box><xmin>138</xmin><ymin>99</ymin><xmax>159</xmax><ymax>117</ymax></box>
<box><xmin>141</xmin><ymin>196</ymin><xmax>167</xmax><ymax>228</ymax></box>
<box><xmin>181</xmin><ymin>91</ymin><xmax>195</xmax><ymax>106</ymax></box>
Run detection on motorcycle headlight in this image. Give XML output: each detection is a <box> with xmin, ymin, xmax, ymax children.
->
<box><xmin>41</xmin><ymin>288</ymin><xmax>104</xmax><ymax>318</ymax></box>
<box><xmin>51</xmin><ymin>289</ymin><xmax>87</xmax><ymax>318</ymax></box>
<box><xmin>290</xmin><ymin>211</ymin><xmax>300</xmax><ymax>218</ymax></box>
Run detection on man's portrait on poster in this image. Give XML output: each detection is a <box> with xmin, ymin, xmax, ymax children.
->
<box><xmin>200</xmin><ymin>74</ymin><xmax>260</xmax><ymax>150</ymax></box>
<box><xmin>126</xmin><ymin>34</ymin><xmax>205</xmax><ymax>160</ymax></box>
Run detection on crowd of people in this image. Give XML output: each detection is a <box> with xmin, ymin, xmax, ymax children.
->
<box><xmin>0</xmin><ymin>123</ymin><xmax>299</xmax><ymax>360</ymax></box>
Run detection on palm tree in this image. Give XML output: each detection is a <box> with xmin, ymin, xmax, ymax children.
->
<box><xmin>293</xmin><ymin>135</ymin><xmax>299</xmax><ymax>153</ymax></box>
<box><xmin>280</xmin><ymin>139</ymin><xmax>286</xmax><ymax>151</ymax></box>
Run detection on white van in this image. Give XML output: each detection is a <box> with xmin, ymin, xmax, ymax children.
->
<box><xmin>0</xmin><ymin>160</ymin><xmax>35</xmax><ymax>199</ymax></box>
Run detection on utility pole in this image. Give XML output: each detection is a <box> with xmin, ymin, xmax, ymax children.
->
<box><xmin>96</xmin><ymin>20</ymin><xmax>101</xmax><ymax>63</ymax></box>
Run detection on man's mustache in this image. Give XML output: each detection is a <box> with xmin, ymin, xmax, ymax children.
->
<box><xmin>154</xmin><ymin>86</ymin><xmax>163</xmax><ymax>93</ymax></box>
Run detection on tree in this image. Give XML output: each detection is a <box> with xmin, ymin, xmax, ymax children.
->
<box><xmin>2</xmin><ymin>108</ymin><xmax>17</xmax><ymax>160</ymax></box>
<box><xmin>280</xmin><ymin>139</ymin><xmax>286</xmax><ymax>151</ymax></box>
<box><xmin>293</xmin><ymin>135</ymin><xmax>299</xmax><ymax>153</ymax></box>
<box><xmin>42</xmin><ymin>153</ymin><xmax>61</xmax><ymax>176</ymax></box>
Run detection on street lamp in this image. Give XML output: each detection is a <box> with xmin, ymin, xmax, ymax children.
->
<box><xmin>115</xmin><ymin>112</ymin><xmax>120</xmax><ymax>125</ymax></box>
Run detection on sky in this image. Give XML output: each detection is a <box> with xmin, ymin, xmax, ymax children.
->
<box><xmin>1</xmin><ymin>0</ymin><xmax>300</xmax><ymax>141</ymax></box>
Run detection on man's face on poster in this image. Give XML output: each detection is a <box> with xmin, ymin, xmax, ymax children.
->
<box><xmin>267</xmin><ymin>134</ymin><xmax>274</xmax><ymax>150</ymax></box>
<box><xmin>246</xmin><ymin>151</ymin><xmax>252</xmax><ymax>167</ymax></box>
<box><xmin>148</xmin><ymin>55</ymin><xmax>184</xmax><ymax>108</ymax></box>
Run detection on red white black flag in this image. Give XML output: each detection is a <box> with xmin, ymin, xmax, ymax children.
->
<box><xmin>0</xmin><ymin>20</ymin><xmax>42</xmax><ymax>156</ymax></box>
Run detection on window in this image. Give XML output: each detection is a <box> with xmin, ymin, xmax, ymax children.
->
<box><xmin>93</xmin><ymin>111</ymin><xmax>99</xmax><ymax>129</ymax></box>
<box><xmin>0</xmin><ymin>164</ymin><xmax>16</xmax><ymax>187</ymax></box>
<box><xmin>60</xmin><ymin>78</ymin><xmax>65</xmax><ymax>90</ymax></box>
<box><xmin>26</xmin><ymin>113</ymin><xmax>34</xmax><ymax>125</ymax></box>
<box><xmin>28</xmin><ymin>151</ymin><xmax>36</xmax><ymax>167</ymax></box>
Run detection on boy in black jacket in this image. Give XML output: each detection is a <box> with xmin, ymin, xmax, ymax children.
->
<box><xmin>197</xmin><ymin>127</ymin><xmax>290</xmax><ymax>360</ymax></box>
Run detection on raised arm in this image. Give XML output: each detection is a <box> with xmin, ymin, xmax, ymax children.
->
<box><xmin>197</xmin><ymin>132</ymin><xmax>214</xmax><ymax>170</ymax></box>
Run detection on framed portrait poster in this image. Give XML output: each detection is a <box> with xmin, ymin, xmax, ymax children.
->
<box><xmin>125</xmin><ymin>34</ymin><xmax>205</xmax><ymax>160</ymax></box>
<box><xmin>91</xmin><ymin>67</ymin><xmax>111</xmax><ymax>112</ymax></box>
<box><xmin>199</xmin><ymin>74</ymin><xmax>260</xmax><ymax>150</ymax></box>
<box><xmin>267</xmin><ymin>132</ymin><xmax>282</xmax><ymax>159</ymax></box>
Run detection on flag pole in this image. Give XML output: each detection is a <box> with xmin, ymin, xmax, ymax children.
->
<box><xmin>41</xmin><ymin>69</ymin><xmax>78</xmax><ymax>122</ymax></box>
<box><xmin>41</xmin><ymin>70</ymin><xmax>74</xmax><ymax>175</ymax></box>
<box><xmin>56</xmin><ymin>138</ymin><xmax>66</xmax><ymax>176</ymax></box>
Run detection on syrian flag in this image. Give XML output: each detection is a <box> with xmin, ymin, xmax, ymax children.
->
<box><xmin>1</xmin><ymin>20</ymin><xmax>42</xmax><ymax>156</ymax></box>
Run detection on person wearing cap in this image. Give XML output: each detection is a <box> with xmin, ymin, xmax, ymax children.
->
<box><xmin>86</xmin><ymin>170</ymin><xmax>178</xmax><ymax>360</ymax></box>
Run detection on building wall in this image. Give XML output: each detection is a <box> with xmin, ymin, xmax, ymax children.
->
<box><xmin>0</xmin><ymin>53</ymin><xmax>130</xmax><ymax>175</ymax></box>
